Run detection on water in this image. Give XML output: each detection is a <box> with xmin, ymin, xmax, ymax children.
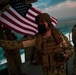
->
<box><xmin>0</xmin><ymin>22</ymin><xmax>75</xmax><ymax>71</ymax></box>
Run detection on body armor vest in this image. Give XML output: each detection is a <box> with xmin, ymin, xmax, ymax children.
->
<box><xmin>35</xmin><ymin>27</ymin><xmax>73</xmax><ymax>75</ymax></box>
<box><xmin>36</xmin><ymin>34</ymin><xmax>64</xmax><ymax>69</ymax></box>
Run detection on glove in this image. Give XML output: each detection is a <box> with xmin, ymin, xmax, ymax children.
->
<box><xmin>54</xmin><ymin>52</ymin><xmax>66</xmax><ymax>62</ymax></box>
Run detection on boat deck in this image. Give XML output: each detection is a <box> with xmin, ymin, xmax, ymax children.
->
<box><xmin>0</xmin><ymin>56</ymin><xmax>73</xmax><ymax>75</ymax></box>
<box><xmin>21</xmin><ymin>55</ymin><xmax>73</xmax><ymax>75</ymax></box>
<box><xmin>0</xmin><ymin>53</ymin><xmax>74</xmax><ymax>75</ymax></box>
<box><xmin>21</xmin><ymin>63</ymin><xmax>43</xmax><ymax>75</ymax></box>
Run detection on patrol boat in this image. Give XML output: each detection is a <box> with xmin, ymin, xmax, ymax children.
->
<box><xmin>0</xmin><ymin>0</ymin><xmax>75</xmax><ymax>75</ymax></box>
<box><xmin>0</xmin><ymin>32</ymin><xmax>74</xmax><ymax>75</ymax></box>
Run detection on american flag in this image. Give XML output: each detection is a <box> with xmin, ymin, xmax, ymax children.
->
<box><xmin>0</xmin><ymin>1</ymin><xmax>57</xmax><ymax>35</ymax></box>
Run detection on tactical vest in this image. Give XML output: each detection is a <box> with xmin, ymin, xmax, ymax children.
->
<box><xmin>37</xmin><ymin>34</ymin><xmax>64</xmax><ymax>69</ymax></box>
<box><xmin>35</xmin><ymin>28</ymin><xmax>65</xmax><ymax>69</ymax></box>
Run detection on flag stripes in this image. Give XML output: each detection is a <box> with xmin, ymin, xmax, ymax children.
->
<box><xmin>0</xmin><ymin>4</ymin><xmax>57</xmax><ymax>35</ymax></box>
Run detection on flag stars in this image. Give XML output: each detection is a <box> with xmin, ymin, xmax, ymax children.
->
<box><xmin>10</xmin><ymin>1</ymin><xmax>31</xmax><ymax>17</ymax></box>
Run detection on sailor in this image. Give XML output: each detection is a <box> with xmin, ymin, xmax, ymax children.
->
<box><xmin>72</xmin><ymin>24</ymin><xmax>76</xmax><ymax>75</ymax></box>
<box><xmin>0</xmin><ymin>13</ymin><xmax>74</xmax><ymax>75</ymax></box>
<box><xmin>34</xmin><ymin>13</ymin><xmax>73</xmax><ymax>75</ymax></box>
<box><xmin>0</xmin><ymin>0</ymin><xmax>38</xmax><ymax>75</ymax></box>
<box><xmin>0</xmin><ymin>25</ymin><xmax>24</xmax><ymax>75</ymax></box>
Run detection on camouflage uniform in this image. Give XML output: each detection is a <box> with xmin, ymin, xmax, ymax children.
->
<box><xmin>72</xmin><ymin>24</ymin><xmax>76</xmax><ymax>75</ymax></box>
<box><xmin>34</xmin><ymin>13</ymin><xmax>73</xmax><ymax>75</ymax></box>
<box><xmin>0</xmin><ymin>26</ymin><xmax>22</xmax><ymax>75</ymax></box>
<box><xmin>0</xmin><ymin>0</ymin><xmax>38</xmax><ymax>75</ymax></box>
<box><xmin>0</xmin><ymin>13</ymin><xmax>74</xmax><ymax>75</ymax></box>
<box><xmin>34</xmin><ymin>28</ymin><xmax>73</xmax><ymax>75</ymax></box>
<box><xmin>0</xmin><ymin>27</ymin><xmax>73</xmax><ymax>75</ymax></box>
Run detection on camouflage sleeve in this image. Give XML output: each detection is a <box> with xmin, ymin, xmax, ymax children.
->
<box><xmin>61</xmin><ymin>35</ymin><xmax>74</xmax><ymax>57</ymax></box>
<box><xmin>0</xmin><ymin>40</ymin><xmax>23</xmax><ymax>50</ymax></box>
<box><xmin>56</xmin><ymin>29</ymin><xmax>74</xmax><ymax>57</ymax></box>
<box><xmin>52</xmin><ymin>28</ymin><xmax>73</xmax><ymax>57</ymax></box>
<box><xmin>0</xmin><ymin>35</ymin><xmax>37</xmax><ymax>50</ymax></box>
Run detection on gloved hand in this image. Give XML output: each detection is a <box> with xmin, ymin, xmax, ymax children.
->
<box><xmin>63</xmin><ymin>52</ymin><xmax>70</xmax><ymax>60</ymax></box>
<box><xmin>54</xmin><ymin>52</ymin><xmax>70</xmax><ymax>62</ymax></box>
<box><xmin>54</xmin><ymin>52</ymin><xmax>67</xmax><ymax>62</ymax></box>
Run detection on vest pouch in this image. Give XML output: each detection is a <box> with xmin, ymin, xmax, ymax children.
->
<box><xmin>42</xmin><ymin>54</ymin><xmax>50</xmax><ymax>69</ymax></box>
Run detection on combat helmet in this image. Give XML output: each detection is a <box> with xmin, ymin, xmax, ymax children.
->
<box><xmin>35</xmin><ymin>13</ymin><xmax>52</xmax><ymax>24</ymax></box>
